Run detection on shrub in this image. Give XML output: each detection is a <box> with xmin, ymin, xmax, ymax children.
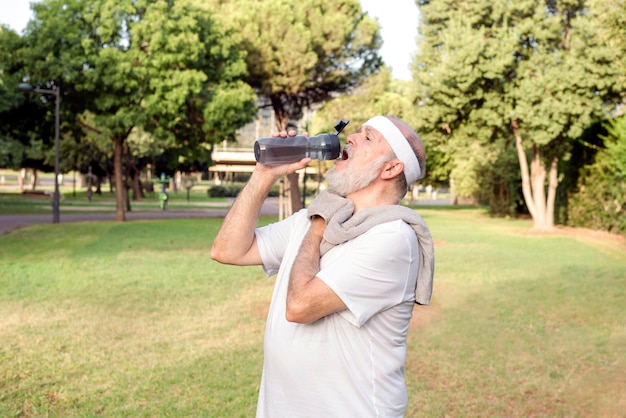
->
<box><xmin>207</xmin><ymin>183</ymin><xmax>245</xmax><ymax>198</ymax></box>
<box><xmin>567</xmin><ymin>116</ymin><xmax>626</xmax><ymax>235</ymax></box>
<box><xmin>207</xmin><ymin>182</ymin><xmax>310</xmax><ymax>198</ymax></box>
<box><xmin>568</xmin><ymin>163</ymin><xmax>626</xmax><ymax>234</ymax></box>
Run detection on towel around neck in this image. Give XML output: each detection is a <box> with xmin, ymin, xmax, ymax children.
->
<box><xmin>307</xmin><ymin>190</ymin><xmax>435</xmax><ymax>305</ymax></box>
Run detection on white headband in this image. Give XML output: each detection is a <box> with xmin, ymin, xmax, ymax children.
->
<box><xmin>363</xmin><ymin>116</ymin><xmax>421</xmax><ymax>184</ymax></box>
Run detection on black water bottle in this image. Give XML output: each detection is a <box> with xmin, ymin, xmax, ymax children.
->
<box><xmin>254</xmin><ymin>120</ymin><xmax>349</xmax><ymax>165</ymax></box>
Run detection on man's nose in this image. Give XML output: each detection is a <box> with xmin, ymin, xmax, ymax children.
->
<box><xmin>346</xmin><ymin>133</ymin><xmax>358</xmax><ymax>146</ymax></box>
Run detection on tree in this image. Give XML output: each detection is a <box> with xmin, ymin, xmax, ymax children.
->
<box><xmin>209</xmin><ymin>0</ymin><xmax>382</xmax><ymax>212</ymax></box>
<box><xmin>413</xmin><ymin>0</ymin><xmax>623</xmax><ymax>231</ymax></box>
<box><xmin>20</xmin><ymin>0</ymin><xmax>257</xmax><ymax>221</ymax></box>
<box><xmin>0</xmin><ymin>26</ymin><xmax>56</xmax><ymax>184</ymax></box>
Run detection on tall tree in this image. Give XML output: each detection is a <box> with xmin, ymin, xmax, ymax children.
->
<box><xmin>20</xmin><ymin>0</ymin><xmax>257</xmax><ymax>221</ymax></box>
<box><xmin>413</xmin><ymin>0</ymin><xmax>623</xmax><ymax>231</ymax></box>
<box><xmin>0</xmin><ymin>26</ymin><xmax>56</xmax><ymax>181</ymax></box>
<box><xmin>208</xmin><ymin>0</ymin><xmax>382</xmax><ymax>212</ymax></box>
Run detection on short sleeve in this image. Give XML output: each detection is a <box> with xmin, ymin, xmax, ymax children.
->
<box><xmin>255</xmin><ymin>209</ymin><xmax>308</xmax><ymax>276</ymax></box>
<box><xmin>316</xmin><ymin>221</ymin><xmax>418</xmax><ymax>327</ymax></box>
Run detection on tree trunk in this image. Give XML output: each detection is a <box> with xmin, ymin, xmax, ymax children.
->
<box><xmin>512</xmin><ymin>119</ymin><xmax>556</xmax><ymax>232</ymax></box>
<box><xmin>125</xmin><ymin>142</ymin><xmax>143</xmax><ymax>201</ymax></box>
<box><xmin>173</xmin><ymin>171</ymin><xmax>180</xmax><ymax>193</ymax></box>
<box><xmin>270</xmin><ymin>95</ymin><xmax>303</xmax><ymax>217</ymax></box>
<box><xmin>287</xmin><ymin>173</ymin><xmax>302</xmax><ymax>211</ymax></box>
<box><xmin>123</xmin><ymin>143</ymin><xmax>133</xmax><ymax>211</ymax></box>
<box><xmin>95</xmin><ymin>175</ymin><xmax>102</xmax><ymax>195</ymax></box>
<box><xmin>132</xmin><ymin>173</ymin><xmax>144</xmax><ymax>200</ymax></box>
<box><xmin>113</xmin><ymin>136</ymin><xmax>125</xmax><ymax>222</ymax></box>
<box><xmin>546</xmin><ymin>156</ymin><xmax>559</xmax><ymax>228</ymax></box>
<box><xmin>19</xmin><ymin>168</ymin><xmax>25</xmax><ymax>192</ymax></box>
<box><xmin>31</xmin><ymin>168</ymin><xmax>38</xmax><ymax>191</ymax></box>
<box><xmin>530</xmin><ymin>144</ymin><xmax>547</xmax><ymax>228</ymax></box>
<box><xmin>124</xmin><ymin>182</ymin><xmax>131</xmax><ymax>212</ymax></box>
<box><xmin>513</xmin><ymin>120</ymin><xmax>536</xmax><ymax>220</ymax></box>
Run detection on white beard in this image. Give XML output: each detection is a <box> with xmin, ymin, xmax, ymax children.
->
<box><xmin>326</xmin><ymin>155</ymin><xmax>389</xmax><ymax>197</ymax></box>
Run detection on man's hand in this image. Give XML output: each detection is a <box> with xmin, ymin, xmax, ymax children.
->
<box><xmin>255</xmin><ymin>129</ymin><xmax>311</xmax><ymax>179</ymax></box>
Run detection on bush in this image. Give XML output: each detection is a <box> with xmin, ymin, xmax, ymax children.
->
<box><xmin>207</xmin><ymin>183</ymin><xmax>310</xmax><ymax>197</ymax></box>
<box><xmin>567</xmin><ymin>116</ymin><xmax>626</xmax><ymax>235</ymax></box>
<box><xmin>207</xmin><ymin>183</ymin><xmax>245</xmax><ymax>197</ymax></box>
<box><xmin>476</xmin><ymin>145</ymin><xmax>524</xmax><ymax>217</ymax></box>
<box><xmin>567</xmin><ymin>164</ymin><xmax>626</xmax><ymax>234</ymax></box>
<box><xmin>268</xmin><ymin>184</ymin><xmax>280</xmax><ymax>197</ymax></box>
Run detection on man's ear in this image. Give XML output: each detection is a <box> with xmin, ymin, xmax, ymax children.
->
<box><xmin>381</xmin><ymin>160</ymin><xmax>404</xmax><ymax>180</ymax></box>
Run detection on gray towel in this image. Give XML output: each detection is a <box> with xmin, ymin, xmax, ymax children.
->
<box><xmin>307</xmin><ymin>190</ymin><xmax>435</xmax><ymax>305</ymax></box>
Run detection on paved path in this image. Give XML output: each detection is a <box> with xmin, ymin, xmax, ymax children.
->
<box><xmin>0</xmin><ymin>197</ymin><xmax>280</xmax><ymax>236</ymax></box>
<box><xmin>0</xmin><ymin>196</ymin><xmax>451</xmax><ymax>236</ymax></box>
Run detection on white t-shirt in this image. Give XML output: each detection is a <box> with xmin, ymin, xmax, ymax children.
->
<box><xmin>255</xmin><ymin>209</ymin><xmax>419</xmax><ymax>418</ymax></box>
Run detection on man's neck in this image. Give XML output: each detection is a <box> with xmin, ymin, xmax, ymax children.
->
<box><xmin>347</xmin><ymin>185</ymin><xmax>399</xmax><ymax>213</ymax></box>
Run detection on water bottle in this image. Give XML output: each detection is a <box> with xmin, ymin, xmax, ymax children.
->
<box><xmin>254</xmin><ymin>120</ymin><xmax>349</xmax><ymax>165</ymax></box>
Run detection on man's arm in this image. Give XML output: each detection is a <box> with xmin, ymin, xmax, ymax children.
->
<box><xmin>286</xmin><ymin>216</ymin><xmax>347</xmax><ymax>323</ymax></box>
<box><xmin>210</xmin><ymin>148</ymin><xmax>310</xmax><ymax>266</ymax></box>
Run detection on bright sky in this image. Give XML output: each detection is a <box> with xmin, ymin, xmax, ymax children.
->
<box><xmin>359</xmin><ymin>0</ymin><xmax>419</xmax><ymax>80</ymax></box>
<box><xmin>0</xmin><ymin>0</ymin><xmax>419</xmax><ymax>80</ymax></box>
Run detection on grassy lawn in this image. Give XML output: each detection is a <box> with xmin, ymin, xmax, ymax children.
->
<box><xmin>0</xmin><ymin>209</ymin><xmax>624</xmax><ymax>416</ymax></box>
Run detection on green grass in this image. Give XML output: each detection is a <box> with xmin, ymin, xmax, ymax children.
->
<box><xmin>0</xmin><ymin>210</ymin><xmax>624</xmax><ymax>417</ymax></box>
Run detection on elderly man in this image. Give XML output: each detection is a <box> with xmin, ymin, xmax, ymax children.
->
<box><xmin>211</xmin><ymin>115</ymin><xmax>434</xmax><ymax>417</ymax></box>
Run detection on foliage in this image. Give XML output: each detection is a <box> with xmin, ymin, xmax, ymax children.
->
<box><xmin>475</xmin><ymin>141</ymin><xmax>524</xmax><ymax>216</ymax></box>
<box><xmin>207</xmin><ymin>182</ymin><xmax>247</xmax><ymax>197</ymax></box>
<box><xmin>0</xmin><ymin>26</ymin><xmax>56</xmax><ymax>173</ymax></box>
<box><xmin>56</xmin><ymin>112</ymin><xmax>114</xmax><ymax>181</ymax></box>
<box><xmin>568</xmin><ymin>116</ymin><xmax>626</xmax><ymax>233</ymax></box>
<box><xmin>412</xmin><ymin>0</ymin><xmax>624</xmax><ymax>230</ymax></box>
<box><xmin>207</xmin><ymin>182</ymin><xmax>299</xmax><ymax>198</ymax></box>
<box><xmin>2</xmin><ymin>0</ymin><xmax>383</xmax><ymax>217</ymax></box>
<box><xmin>604</xmin><ymin>117</ymin><xmax>626</xmax><ymax>179</ymax></box>
<box><xmin>443</xmin><ymin>135</ymin><xmax>524</xmax><ymax>215</ymax></box>
<box><xmin>589</xmin><ymin>0</ymin><xmax>626</xmax><ymax>95</ymax></box>
<box><xmin>10</xmin><ymin>0</ymin><xmax>258</xmax><ymax>220</ymax></box>
<box><xmin>206</xmin><ymin>0</ymin><xmax>382</xmax><ymax>213</ymax></box>
<box><xmin>221</xmin><ymin>0</ymin><xmax>382</xmax><ymax>127</ymax></box>
<box><xmin>0</xmin><ymin>28</ymin><xmax>23</xmax><ymax>114</ymax></box>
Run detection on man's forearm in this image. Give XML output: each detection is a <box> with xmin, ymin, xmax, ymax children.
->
<box><xmin>210</xmin><ymin>170</ymin><xmax>276</xmax><ymax>265</ymax></box>
<box><xmin>286</xmin><ymin>217</ymin><xmax>346</xmax><ymax>323</ymax></box>
<box><xmin>288</xmin><ymin>218</ymin><xmax>324</xmax><ymax>300</ymax></box>
<box><xmin>210</xmin><ymin>146</ymin><xmax>311</xmax><ymax>265</ymax></box>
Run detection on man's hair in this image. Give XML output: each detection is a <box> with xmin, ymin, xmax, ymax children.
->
<box><xmin>387</xmin><ymin>117</ymin><xmax>426</xmax><ymax>202</ymax></box>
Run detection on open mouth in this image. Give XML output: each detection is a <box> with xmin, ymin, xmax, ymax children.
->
<box><xmin>341</xmin><ymin>146</ymin><xmax>350</xmax><ymax>160</ymax></box>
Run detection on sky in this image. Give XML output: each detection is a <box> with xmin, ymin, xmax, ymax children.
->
<box><xmin>0</xmin><ymin>0</ymin><xmax>419</xmax><ymax>80</ymax></box>
<box><xmin>360</xmin><ymin>0</ymin><xmax>419</xmax><ymax>80</ymax></box>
